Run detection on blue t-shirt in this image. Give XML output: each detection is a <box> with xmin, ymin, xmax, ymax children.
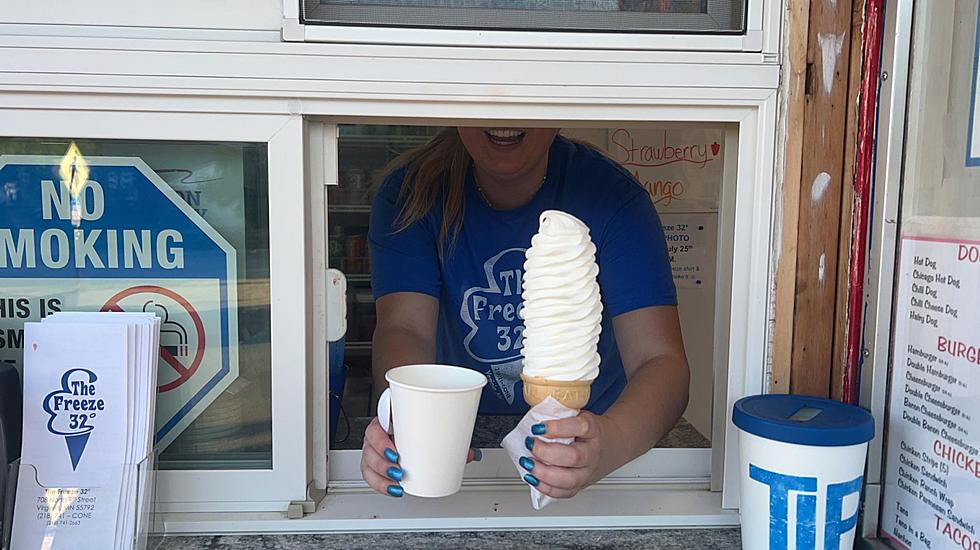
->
<box><xmin>369</xmin><ymin>136</ymin><xmax>676</xmax><ymax>415</ymax></box>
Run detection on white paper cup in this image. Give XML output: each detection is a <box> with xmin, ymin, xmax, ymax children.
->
<box><xmin>377</xmin><ymin>364</ymin><xmax>487</xmax><ymax>498</ymax></box>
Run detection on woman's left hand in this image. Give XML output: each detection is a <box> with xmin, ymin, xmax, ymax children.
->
<box><xmin>520</xmin><ymin>412</ymin><xmax>622</xmax><ymax>499</ymax></box>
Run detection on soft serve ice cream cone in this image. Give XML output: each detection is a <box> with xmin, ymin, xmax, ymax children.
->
<box><xmin>520</xmin><ymin>210</ymin><xmax>602</xmax><ymax>410</ymax></box>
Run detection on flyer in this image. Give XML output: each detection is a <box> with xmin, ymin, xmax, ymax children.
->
<box><xmin>11</xmin><ymin>313</ymin><xmax>159</xmax><ymax>550</ymax></box>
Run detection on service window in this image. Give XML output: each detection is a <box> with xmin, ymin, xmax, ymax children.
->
<box><xmin>325</xmin><ymin>123</ymin><xmax>736</xmax><ymax>488</ymax></box>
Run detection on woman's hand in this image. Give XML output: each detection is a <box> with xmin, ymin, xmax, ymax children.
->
<box><xmin>518</xmin><ymin>412</ymin><xmax>623</xmax><ymax>499</ymax></box>
<box><xmin>360</xmin><ymin>417</ymin><xmax>406</xmax><ymax>497</ymax></box>
<box><xmin>513</xmin><ymin>306</ymin><xmax>690</xmax><ymax>499</ymax></box>
<box><xmin>360</xmin><ymin>417</ymin><xmax>482</xmax><ymax>497</ymax></box>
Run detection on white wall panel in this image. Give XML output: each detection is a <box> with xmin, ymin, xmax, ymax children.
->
<box><xmin>3</xmin><ymin>0</ymin><xmax>281</xmax><ymax>31</ymax></box>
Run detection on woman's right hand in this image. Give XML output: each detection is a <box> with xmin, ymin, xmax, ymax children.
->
<box><xmin>360</xmin><ymin>417</ymin><xmax>405</xmax><ymax>497</ymax></box>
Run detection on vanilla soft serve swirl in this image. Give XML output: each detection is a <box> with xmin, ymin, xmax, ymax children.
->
<box><xmin>520</xmin><ymin>210</ymin><xmax>602</xmax><ymax>381</ymax></box>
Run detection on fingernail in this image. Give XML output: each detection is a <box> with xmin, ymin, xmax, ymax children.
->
<box><xmin>523</xmin><ymin>473</ymin><xmax>540</xmax><ymax>487</ymax></box>
<box><xmin>525</xmin><ymin>436</ymin><xmax>535</xmax><ymax>451</ymax></box>
<box><xmin>386</xmin><ymin>466</ymin><xmax>403</xmax><ymax>482</ymax></box>
<box><xmin>473</xmin><ymin>448</ymin><xmax>483</xmax><ymax>462</ymax></box>
<box><xmin>386</xmin><ymin>485</ymin><xmax>404</xmax><ymax>498</ymax></box>
<box><xmin>531</xmin><ymin>423</ymin><xmax>546</xmax><ymax>435</ymax></box>
<box><xmin>519</xmin><ymin>456</ymin><xmax>535</xmax><ymax>471</ymax></box>
<box><xmin>384</xmin><ymin>448</ymin><xmax>399</xmax><ymax>463</ymax></box>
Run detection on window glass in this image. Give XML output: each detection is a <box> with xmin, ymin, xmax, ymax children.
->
<box><xmin>303</xmin><ymin>0</ymin><xmax>745</xmax><ymax>34</ymax></box>
<box><xmin>879</xmin><ymin>2</ymin><xmax>980</xmax><ymax>543</ymax></box>
<box><xmin>0</xmin><ymin>138</ymin><xmax>272</xmax><ymax>470</ymax></box>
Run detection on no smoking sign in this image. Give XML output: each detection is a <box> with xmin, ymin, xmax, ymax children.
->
<box><xmin>0</xmin><ymin>156</ymin><xmax>240</xmax><ymax>450</ymax></box>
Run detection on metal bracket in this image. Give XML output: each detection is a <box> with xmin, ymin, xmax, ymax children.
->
<box><xmin>286</xmin><ymin>502</ymin><xmax>304</xmax><ymax>520</ymax></box>
<box><xmin>286</xmin><ymin>484</ymin><xmax>327</xmax><ymax>518</ymax></box>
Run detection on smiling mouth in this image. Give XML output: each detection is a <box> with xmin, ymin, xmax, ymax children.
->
<box><xmin>485</xmin><ymin>128</ymin><xmax>526</xmax><ymax>146</ymax></box>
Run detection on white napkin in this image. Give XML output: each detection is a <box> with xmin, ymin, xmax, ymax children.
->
<box><xmin>501</xmin><ymin>396</ymin><xmax>580</xmax><ymax>510</ymax></box>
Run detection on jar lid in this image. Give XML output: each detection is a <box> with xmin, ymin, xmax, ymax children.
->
<box><xmin>732</xmin><ymin>394</ymin><xmax>875</xmax><ymax>447</ymax></box>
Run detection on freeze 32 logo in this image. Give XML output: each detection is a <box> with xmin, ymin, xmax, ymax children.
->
<box><xmin>43</xmin><ymin>368</ymin><xmax>106</xmax><ymax>470</ymax></box>
<box><xmin>460</xmin><ymin>248</ymin><xmax>527</xmax><ymax>405</ymax></box>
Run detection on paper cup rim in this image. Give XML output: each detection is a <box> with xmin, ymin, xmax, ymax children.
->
<box><xmin>385</xmin><ymin>364</ymin><xmax>488</xmax><ymax>393</ymax></box>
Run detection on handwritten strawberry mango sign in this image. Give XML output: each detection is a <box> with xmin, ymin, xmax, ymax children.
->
<box><xmin>608</xmin><ymin>128</ymin><xmax>724</xmax><ymax>214</ymax></box>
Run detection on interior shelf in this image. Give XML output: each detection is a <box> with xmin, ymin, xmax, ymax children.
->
<box><xmin>344</xmin><ymin>341</ymin><xmax>373</xmax><ymax>351</ymax></box>
<box><xmin>328</xmin><ymin>204</ymin><xmax>372</xmax><ymax>214</ymax></box>
<box><xmin>337</xmin><ymin>134</ymin><xmax>436</xmax><ymax>147</ymax></box>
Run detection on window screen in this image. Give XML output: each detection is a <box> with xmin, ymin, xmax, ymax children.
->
<box><xmin>302</xmin><ymin>0</ymin><xmax>745</xmax><ymax>34</ymax></box>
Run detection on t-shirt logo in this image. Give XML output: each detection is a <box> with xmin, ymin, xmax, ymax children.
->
<box><xmin>460</xmin><ymin>248</ymin><xmax>526</xmax><ymax>404</ymax></box>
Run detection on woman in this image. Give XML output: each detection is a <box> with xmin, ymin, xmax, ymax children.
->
<box><xmin>361</xmin><ymin>127</ymin><xmax>690</xmax><ymax>499</ymax></box>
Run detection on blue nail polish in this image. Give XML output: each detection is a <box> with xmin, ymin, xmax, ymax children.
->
<box><xmin>525</xmin><ymin>436</ymin><xmax>535</xmax><ymax>451</ymax></box>
<box><xmin>383</xmin><ymin>448</ymin><xmax>399</xmax><ymax>463</ymax></box>
<box><xmin>519</xmin><ymin>456</ymin><xmax>535</xmax><ymax>471</ymax></box>
<box><xmin>473</xmin><ymin>448</ymin><xmax>483</xmax><ymax>462</ymax></box>
<box><xmin>386</xmin><ymin>485</ymin><xmax>404</xmax><ymax>497</ymax></box>
<box><xmin>523</xmin><ymin>473</ymin><xmax>540</xmax><ymax>487</ymax></box>
<box><xmin>386</xmin><ymin>466</ymin><xmax>403</xmax><ymax>482</ymax></box>
<box><xmin>531</xmin><ymin>423</ymin><xmax>546</xmax><ymax>435</ymax></box>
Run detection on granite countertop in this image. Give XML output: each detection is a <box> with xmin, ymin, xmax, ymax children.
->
<box><xmin>155</xmin><ymin>528</ymin><xmax>741</xmax><ymax>549</ymax></box>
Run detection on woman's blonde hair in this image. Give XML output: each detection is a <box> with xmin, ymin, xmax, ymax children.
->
<box><xmin>380</xmin><ymin>128</ymin><xmax>471</xmax><ymax>255</ymax></box>
<box><xmin>379</xmin><ymin>128</ymin><xmax>588</xmax><ymax>254</ymax></box>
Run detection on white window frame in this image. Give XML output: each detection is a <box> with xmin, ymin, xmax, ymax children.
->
<box><xmin>0</xmin><ymin>109</ymin><xmax>311</xmax><ymax>513</ymax></box>
<box><xmin>282</xmin><ymin>0</ymin><xmax>781</xmax><ymax>54</ymax></box>
<box><xmin>302</xmin><ymin>102</ymin><xmax>775</xmax><ymax>532</ymax></box>
<box><xmin>319</xmin><ymin>120</ymin><xmax>741</xmax><ymax>491</ymax></box>
<box><xmin>1</xmin><ymin>22</ymin><xmax>779</xmax><ymax>529</ymax></box>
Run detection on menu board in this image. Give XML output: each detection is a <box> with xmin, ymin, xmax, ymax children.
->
<box><xmin>881</xmin><ymin>234</ymin><xmax>980</xmax><ymax>550</ymax></box>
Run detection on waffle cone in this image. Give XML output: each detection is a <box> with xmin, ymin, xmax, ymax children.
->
<box><xmin>521</xmin><ymin>373</ymin><xmax>593</xmax><ymax>410</ymax></box>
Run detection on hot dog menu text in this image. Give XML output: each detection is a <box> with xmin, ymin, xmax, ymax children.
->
<box><xmin>882</xmin><ymin>236</ymin><xmax>980</xmax><ymax>550</ymax></box>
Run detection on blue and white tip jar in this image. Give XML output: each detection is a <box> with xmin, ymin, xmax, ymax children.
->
<box><xmin>733</xmin><ymin>394</ymin><xmax>875</xmax><ymax>550</ymax></box>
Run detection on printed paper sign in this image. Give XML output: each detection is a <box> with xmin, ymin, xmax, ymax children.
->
<box><xmin>880</xmin><ymin>234</ymin><xmax>980</xmax><ymax>550</ymax></box>
<box><xmin>0</xmin><ymin>155</ymin><xmax>239</xmax><ymax>449</ymax></box>
<box><xmin>660</xmin><ymin>213</ymin><xmax>717</xmax><ymax>289</ymax></box>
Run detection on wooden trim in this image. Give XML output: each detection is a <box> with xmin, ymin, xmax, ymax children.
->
<box><xmin>776</xmin><ymin>0</ymin><xmax>865</xmax><ymax>397</ymax></box>
<box><xmin>831</xmin><ymin>1</ymin><xmax>867</xmax><ymax>402</ymax></box>
<box><xmin>771</xmin><ymin>0</ymin><xmax>811</xmax><ymax>394</ymax></box>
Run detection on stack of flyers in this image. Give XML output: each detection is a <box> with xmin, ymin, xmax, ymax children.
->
<box><xmin>11</xmin><ymin>312</ymin><xmax>160</xmax><ymax>550</ymax></box>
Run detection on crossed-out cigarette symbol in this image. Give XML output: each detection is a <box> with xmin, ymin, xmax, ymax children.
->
<box><xmin>102</xmin><ymin>285</ymin><xmax>206</xmax><ymax>392</ymax></box>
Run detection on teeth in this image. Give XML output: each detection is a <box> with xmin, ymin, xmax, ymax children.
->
<box><xmin>486</xmin><ymin>128</ymin><xmax>524</xmax><ymax>139</ymax></box>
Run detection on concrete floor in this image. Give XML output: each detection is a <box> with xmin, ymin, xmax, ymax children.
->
<box><xmin>154</xmin><ymin>528</ymin><xmax>742</xmax><ymax>549</ymax></box>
